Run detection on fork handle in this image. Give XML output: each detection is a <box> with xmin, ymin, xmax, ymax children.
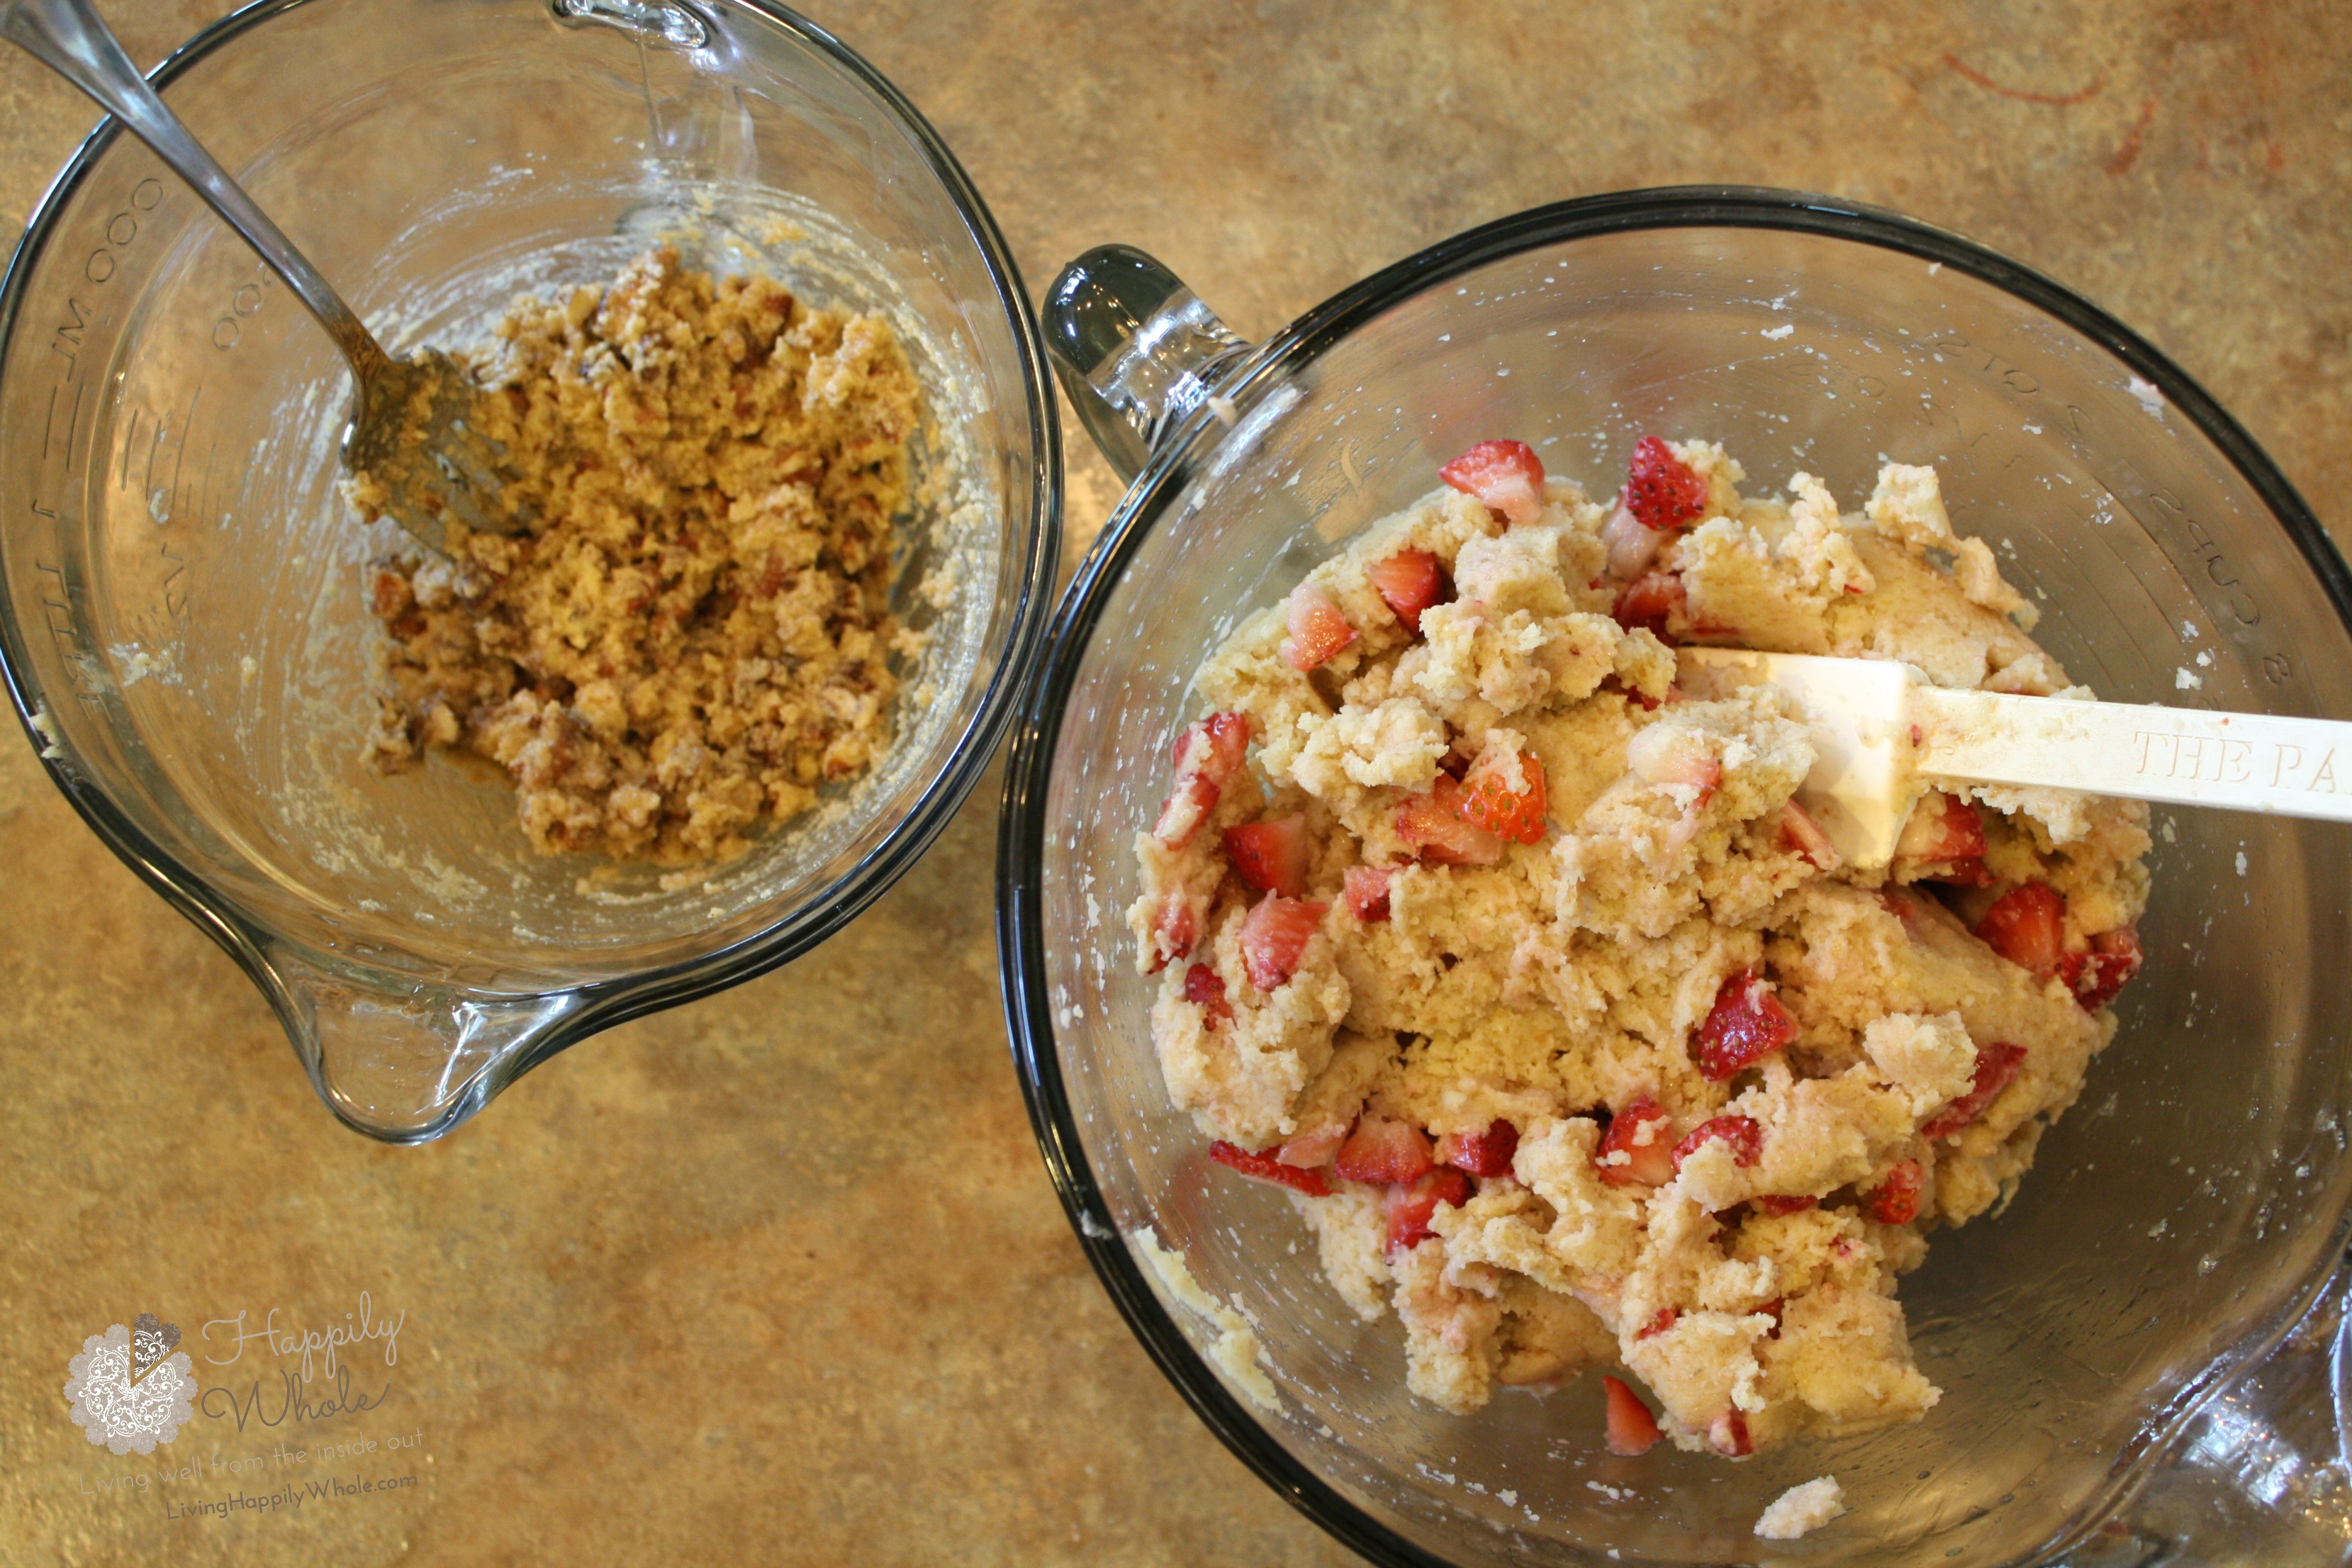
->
<box><xmin>0</xmin><ymin>0</ymin><xmax>388</xmax><ymax>383</ymax></box>
<box><xmin>1915</xmin><ymin>686</ymin><xmax>2352</xmax><ymax>824</ymax></box>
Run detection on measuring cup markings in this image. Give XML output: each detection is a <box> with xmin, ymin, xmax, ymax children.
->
<box><xmin>68</xmin><ymin>175</ymin><xmax>162</xmax><ymax>294</ymax></box>
<box><xmin>211</xmin><ymin>264</ymin><xmax>274</xmax><ymax>351</ymax></box>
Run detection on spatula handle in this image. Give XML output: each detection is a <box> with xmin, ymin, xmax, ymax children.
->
<box><xmin>1914</xmin><ymin>688</ymin><xmax>2352</xmax><ymax>823</ymax></box>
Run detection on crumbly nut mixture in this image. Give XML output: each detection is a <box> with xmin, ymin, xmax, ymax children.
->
<box><xmin>1131</xmin><ymin>437</ymin><xmax>2151</xmax><ymax>1460</ymax></box>
<box><xmin>359</xmin><ymin>247</ymin><xmax>920</xmax><ymax>863</ymax></box>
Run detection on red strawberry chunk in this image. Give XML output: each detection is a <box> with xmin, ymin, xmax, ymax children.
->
<box><xmin>1145</xmin><ymin>890</ymin><xmax>1197</xmax><ymax>973</ymax></box>
<box><xmin>1382</xmin><ymin>1167</ymin><xmax>1473</xmax><ymax>1253</ymax></box>
<box><xmin>1776</xmin><ymin>800</ymin><xmax>1839</xmax><ymax>870</ymax></box>
<box><xmin>1896</xmin><ymin>789</ymin><xmax>1987</xmax><ymax>861</ymax></box>
<box><xmin>1622</xmin><ymin>435</ymin><xmax>1710</xmax><ymax>531</ymax></box>
<box><xmin>1438</xmin><ymin>439</ymin><xmax>1547</xmax><ymax>528</ymax></box>
<box><xmin>1182</xmin><ymin>963</ymin><xmax>1233</xmax><ymax>1029</ymax></box>
<box><xmin>1342</xmin><ymin>863</ymin><xmax>1393</xmax><ymax>922</ymax></box>
<box><xmin>1369</xmin><ymin>547</ymin><xmax>1451</xmax><ymax>634</ymax></box>
<box><xmin>1753</xmin><ymin>1194</ymin><xmax>1818</xmax><ymax>1216</ymax></box>
<box><xmin>1282</xmin><ymin>581</ymin><xmax>1357</xmax><ymax>671</ymax></box>
<box><xmin>1973</xmin><ymin>881</ymin><xmax>2069</xmax><ymax>977</ymax></box>
<box><xmin>1151</xmin><ymin>774</ymin><xmax>1221</xmax><ymax>849</ymax></box>
<box><xmin>1635</xmin><ymin>1306</ymin><xmax>1678</xmax><ymax>1340</ymax></box>
<box><xmin>1436</xmin><ymin>1119</ymin><xmax>1519</xmax><ymax>1178</ymax></box>
<box><xmin>2060</xmin><ymin>924</ymin><xmax>2142</xmax><ymax>1012</ymax></box>
<box><xmin>1209</xmin><ymin>1140</ymin><xmax>1334</xmax><ymax>1198</ymax></box>
<box><xmin>1707</xmin><ymin>1407</ymin><xmax>1754</xmax><ymax>1458</ymax></box>
<box><xmin>1153</xmin><ymin>712</ymin><xmax>1250</xmax><ymax>849</ymax></box>
<box><xmin>1689</xmin><ymin>969</ymin><xmax>1798</xmax><ymax>1081</ymax></box>
<box><xmin>1172</xmin><ymin>710</ymin><xmax>1251</xmax><ymax>783</ymax></box>
<box><xmin>1238</xmin><ymin>892</ymin><xmax>1327</xmax><ymax>990</ymax></box>
<box><xmin>1602</xmin><ymin>1376</ymin><xmax>1663</xmax><ymax>1457</ymax></box>
<box><xmin>1921</xmin><ymin>1042</ymin><xmax>2029</xmax><ymax>1139</ymax></box>
<box><xmin>1396</xmin><ymin>776</ymin><xmax>1506</xmax><ymax>866</ymax></box>
<box><xmin>1595</xmin><ymin>1095</ymin><xmax>1677</xmax><ymax>1187</ymax></box>
<box><xmin>1611</xmin><ymin>571</ymin><xmax>1686</xmax><ymax>639</ymax></box>
<box><xmin>1223</xmin><ymin>814</ymin><xmax>1311</xmax><ymax>897</ymax></box>
<box><xmin>1277</xmin><ymin>1123</ymin><xmax>1349</xmax><ymax>1169</ymax></box>
<box><xmin>1895</xmin><ymin>790</ymin><xmax>1989</xmax><ymax>883</ymax></box>
<box><xmin>1866</xmin><ymin>1159</ymin><xmax>1924</xmax><ymax>1225</ymax></box>
<box><xmin>1673</xmin><ymin>1114</ymin><xmax>1763</xmax><ymax>1170</ymax></box>
<box><xmin>1457</xmin><ymin>745</ymin><xmax>1549</xmax><ymax>845</ymax></box>
<box><xmin>1335</xmin><ymin>1114</ymin><xmax>1436</xmax><ymax>1185</ymax></box>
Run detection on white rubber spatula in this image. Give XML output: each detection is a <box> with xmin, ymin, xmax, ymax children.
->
<box><xmin>1675</xmin><ymin>647</ymin><xmax>2352</xmax><ymax>870</ymax></box>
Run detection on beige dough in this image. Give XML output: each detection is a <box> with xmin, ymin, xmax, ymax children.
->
<box><xmin>357</xmin><ymin>247</ymin><xmax>920</xmax><ymax>864</ymax></box>
<box><xmin>1130</xmin><ymin>440</ymin><xmax>2151</xmax><ymax>1457</ymax></box>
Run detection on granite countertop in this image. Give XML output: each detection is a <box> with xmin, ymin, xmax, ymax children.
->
<box><xmin>2</xmin><ymin>3</ymin><xmax>2346</xmax><ymax>1563</ymax></box>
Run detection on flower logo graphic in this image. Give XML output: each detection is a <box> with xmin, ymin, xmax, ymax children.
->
<box><xmin>64</xmin><ymin>1314</ymin><xmax>195</xmax><ymax>1455</ymax></box>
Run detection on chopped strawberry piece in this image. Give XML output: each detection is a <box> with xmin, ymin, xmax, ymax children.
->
<box><xmin>1335</xmin><ymin>1114</ymin><xmax>1437</xmax><ymax>1185</ymax></box>
<box><xmin>1921</xmin><ymin>1042</ymin><xmax>2029</xmax><ymax>1139</ymax></box>
<box><xmin>1626</xmin><ymin>725</ymin><xmax>1724</xmax><ymax>793</ymax></box>
<box><xmin>1223</xmin><ymin>814</ymin><xmax>1311</xmax><ymax>897</ymax></box>
<box><xmin>1866</xmin><ymin>1159</ymin><xmax>1924</xmax><ymax>1225</ymax></box>
<box><xmin>1598</xmin><ymin>673</ymin><xmax>1661</xmax><ymax>712</ymax></box>
<box><xmin>1623</xmin><ymin>436</ymin><xmax>1710</xmax><ymax>531</ymax></box>
<box><xmin>1436</xmin><ymin>1119</ymin><xmax>1519</xmax><ymax>1178</ymax></box>
<box><xmin>1635</xmin><ymin>1306</ymin><xmax>1678</xmax><ymax>1340</ymax></box>
<box><xmin>1209</xmin><ymin>1140</ymin><xmax>1334</xmax><ymax>1197</ymax></box>
<box><xmin>1153</xmin><ymin>712</ymin><xmax>1250</xmax><ymax>849</ymax></box>
<box><xmin>1172</xmin><ymin>710</ymin><xmax>1251</xmax><ymax>783</ymax></box>
<box><xmin>1396</xmin><ymin>776</ymin><xmax>1506</xmax><ymax>866</ymax></box>
<box><xmin>1382</xmin><ymin>1167</ymin><xmax>1473</xmax><ymax>1252</ymax></box>
<box><xmin>1673</xmin><ymin>1114</ymin><xmax>1764</xmax><ymax>1170</ymax></box>
<box><xmin>1369</xmin><ymin>548</ymin><xmax>1451</xmax><ymax>634</ymax></box>
<box><xmin>1182</xmin><ymin>963</ymin><xmax>1233</xmax><ymax>1029</ymax></box>
<box><xmin>1342</xmin><ymin>863</ymin><xmax>1393</xmax><ymax>922</ymax></box>
<box><xmin>2060</xmin><ymin>924</ymin><xmax>2143</xmax><ymax>1012</ymax></box>
<box><xmin>1611</xmin><ymin>570</ymin><xmax>1686</xmax><ymax>639</ymax></box>
<box><xmin>1602</xmin><ymin>1376</ymin><xmax>1663</xmax><ymax>1457</ymax></box>
<box><xmin>1896</xmin><ymin>790</ymin><xmax>1987</xmax><ymax>862</ymax></box>
<box><xmin>1601</xmin><ymin>500</ymin><xmax>1667</xmax><ymax>580</ymax></box>
<box><xmin>1757</xmin><ymin>1296</ymin><xmax>1787</xmax><ymax>1337</ymax></box>
<box><xmin>1689</xmin><ymin>970</ymin><xmax>1799</xmax><ymax>1081</ymax></box>
<box><xmin>1277</xmin><ymin>1123</ymin><xmax>1348</xmax><ymax>1169</ymax></box>
<box><xmin>1456</xmin><ymin>745</ymin><xmax>1549</xmax><ymax>845</ymax></box>
<box><xmin>1145</xmin><ymin>890</ymin><xmax>1197</xmax><ymax>973</ymax></box>
<box><xmin>1895</xmin><ymin>790</ymin><xmax>1989</xmax><ymax>883</ymax></box>
<box><xmin>1776</xmin><ymin>800</ymin><xmax>1839</xmax><ymax>870</ymax></box>
<box><xmin>1754</xmin><ymin>1194</ymin><xmax>1818</xmax><ymax>1216</ymax></box>
<box><xmin>1150</xmin><ymin>774</ymin><xmax>1220</xmax><ymax>849</ymax></box>
<box><xmin>1282</xmin><ymin>581</ymin><xmax>1357</xmax><ymax>671</ymax></box>
<box><xmin>1237</xmin><ymin>893</ymin><xmax>1326</xmax><ymax>990</ymax></box>
<box><xmin>1595</xmin><ymin>1095</ymin><xmax>1677</xmax><ymax>1187</ymax></box>
<box><xmin>1973</xmin><ymin>881</ymin><xmax>2069</xmax><ymax>978</ymax></box>
<box><xmin>1707</xmin><ymin>1407</ymin><xmax>1753</xmax><ymax>1458</ymax></box>
<box><xmin>1439</xmin><ymin>439</ymin><xmax>1547</xmax><ymax>527</ymax></box>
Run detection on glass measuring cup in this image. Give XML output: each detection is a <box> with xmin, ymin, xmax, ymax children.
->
<box><xmin>0</xmin><ymin>0</ymin><xmax>1058</xmax><ymax>1142</ymax></box>
<box><xmin>998</xmin><ymin>189</ymin><xmax>2352</xmax><ymax>1564</ymax></box>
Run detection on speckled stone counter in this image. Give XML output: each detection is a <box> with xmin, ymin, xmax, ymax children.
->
<box><xmin>2</xmin><ymin>4</ymin><xmax>2346</xmax><ymax>1564</ymax></box>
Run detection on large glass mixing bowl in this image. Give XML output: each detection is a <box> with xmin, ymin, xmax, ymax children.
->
<box><xmin>0</xmin><ymin>0</ymin><xmax>1058</xmax><ymax>1141</ymax></box>
<box><xmin>997</xmin><ymin>189</ymin><xmax>2352</xmax><ymax>1564</ymax></box>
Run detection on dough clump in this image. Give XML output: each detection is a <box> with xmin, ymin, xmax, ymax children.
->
<box><xmin>1130</xmin><ymin>439</ymin><xmax>2151</xmax><ymax>1460</ymax></box>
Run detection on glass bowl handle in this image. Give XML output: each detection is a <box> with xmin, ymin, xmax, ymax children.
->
<box><xmin>1042</xmin><ymin>245</ymin><xmax>1254</xmax><ymax>483</ymax></box>
<box><xmin>2079</xmin><ymin>1246</ymin><xmax>2352</xmax><ymax>1563</ymax></box>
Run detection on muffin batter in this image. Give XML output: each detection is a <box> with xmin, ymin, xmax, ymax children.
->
<box><xmin>1129</xmin><ymin>437</ymin><xmax>2150</xmax><ymax>1458</ymax></box>
<box><xmin>358</xmin><ymin>247</ymin><xmax>920</xmax><ymax>863</ymax></box>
